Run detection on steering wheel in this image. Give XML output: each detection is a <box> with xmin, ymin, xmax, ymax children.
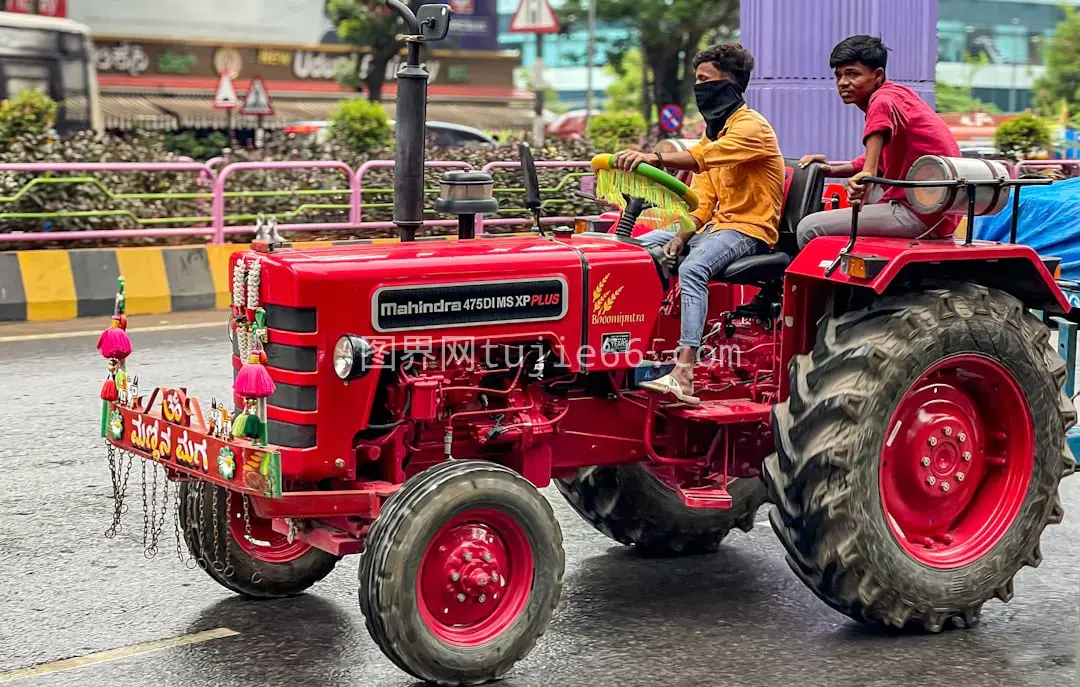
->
<box><xmin>590</xmin><ymin>154</ymin><xmax>699</xmax><ymax>237</ymax></box>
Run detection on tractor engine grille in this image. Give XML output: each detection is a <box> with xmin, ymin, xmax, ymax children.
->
<box><xmin>232</xmin><ymin>303</ymin><xmax>319</xmax><ymax>449</ymax></box>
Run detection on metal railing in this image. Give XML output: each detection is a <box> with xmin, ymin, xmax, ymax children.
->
<box><xmin>0</xmin><ymin>159</ymin><xmax>601</xmax><ymax>244</ymax></box>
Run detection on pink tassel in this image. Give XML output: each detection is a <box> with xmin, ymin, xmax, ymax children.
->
<box><xmin>97</xmin><ymin>317</ymin><xmax>132</xmax><ymax>360</ymax></box>
<box><xmin>234</xmin><ymin>352</ymin><xmax>275</xmax><ymax>399</ymax></box>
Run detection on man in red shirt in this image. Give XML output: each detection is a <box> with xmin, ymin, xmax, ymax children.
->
<box><xmin>796</xmin><ymin>35</ymin><xmax>962</xmax><ymax>248</ymax></box>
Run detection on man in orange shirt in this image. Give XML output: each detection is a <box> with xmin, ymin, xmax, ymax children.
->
<box><xmin>613</xmin><ymin>43</ymin><xmax>785</xmax><ymax>404</ymax></box>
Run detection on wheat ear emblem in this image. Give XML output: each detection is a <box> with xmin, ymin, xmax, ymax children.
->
<box><xmin>600</xmin><ymin>287</ymin><xmax>623</xmax><ymax>315</ymax></box>
<box><xmin>592</xmin><ymin>274</ymin><xmax>611</xmax><ymax>314</ymax></box>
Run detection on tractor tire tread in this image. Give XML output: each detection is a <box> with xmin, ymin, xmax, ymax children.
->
<box><xmin>358</xmin><ymin>460</ymin><xmax>564</xmax><ymax>686</ymax></box>
<box><xmin>555</xmin><ymin>464</ymin><xmax>768</xmax><ymax>556</ymax></box>
<box><xmin>179</xmin><ymin>481</ymin><xmax>340</xmax><ymax>599</ymax></box>
<box><xmin>765</xmin><ymin>282</ymin><xmax>1075</xmax><ymax>632</ymax></box>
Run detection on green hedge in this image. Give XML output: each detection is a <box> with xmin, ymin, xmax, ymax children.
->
<box><xmin>0</xmin><ymin>128</ymin><xmax>604</xmax><ymax>250</ymax></box>
<box><xmin>586</xmin><ymin>112</ymin><xmax>646</xmax><ymax>153</ymax></box>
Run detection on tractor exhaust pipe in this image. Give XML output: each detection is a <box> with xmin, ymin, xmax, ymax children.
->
<box><xmin>386</xmin><ymin>0</ymin><xmax>451</xmax><ymax>243</ymax></box>
<box><xmin>390</xmin><ymin>0</ymin><xmax>425</xmax><ymax>242</ymax></box>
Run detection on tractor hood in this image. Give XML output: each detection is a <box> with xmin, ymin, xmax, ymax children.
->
<box><xmin>237</xmin><ymin>234</ymin><xmax>664</xmax><ymax>341</ymax></box>
<box><xmin>252</xmin><ymin>237</ymin><xmax>581</xmax><ymax>332</ymax></box>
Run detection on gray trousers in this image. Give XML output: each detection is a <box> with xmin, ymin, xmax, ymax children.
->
<box><xmin>796</xmin><ymin>201</ymin><xmax>937</xmax><ymax>249</ymax></box>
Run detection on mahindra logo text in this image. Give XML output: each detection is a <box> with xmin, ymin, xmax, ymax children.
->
<box><xmin>381</xmin><ymin>293</ymin><xmax>560</xmax><ymax>317</ymax></box>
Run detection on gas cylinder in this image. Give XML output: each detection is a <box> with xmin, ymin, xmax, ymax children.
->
<box><xmin>904</xmin><ymin>155</ymin><xmax>1012</xmax><ymax>217</ymax></box>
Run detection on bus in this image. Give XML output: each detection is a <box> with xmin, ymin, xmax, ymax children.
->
<box><xmin>0</xmin><ymin>11</ymin><xmax>102</xmax><ymax>136</ymax></box>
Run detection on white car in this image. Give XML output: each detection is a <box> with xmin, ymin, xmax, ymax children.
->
<box><xmin>284</xmin><ymin>119</ymin><xmax>498</xmax><ymax>148</ymax></box>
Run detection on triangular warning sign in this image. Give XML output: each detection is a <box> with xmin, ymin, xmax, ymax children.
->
<box><xmin>509</xmin><ymin>0</ymin><xmax>559</xmax><ymax>33</ymax></box>
<box><xmin>212</xmin><ymin>72</ymin><xmax>238</xmax><ymax>110</ymax></box>
<box><xmin>240</xmin><ymin>77</ymin><xmax>274</xmax><ymax>116</ymax></box>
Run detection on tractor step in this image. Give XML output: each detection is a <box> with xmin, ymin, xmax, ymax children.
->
<box><xmin>271</xmin><ymin>518</ymin><xmax>365</xmax><ymax>556</ymax></box>
<box><xmin>675</xmin><ymin>485</ymin><xmax>733</xmax><ymax>509</ymax></box>
<box><xmin>668</xmin><ymin>399</ymin><xmax>772</xmax><ymax>425</ymax></box>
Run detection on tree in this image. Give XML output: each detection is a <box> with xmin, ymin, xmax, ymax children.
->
<box><xmin>604</xmin><ymin>47</ymin><xmax>645</xmax><ymax>113</ymax></box>
<box><xmin>560</xmin><ymin>0</ymin><xmax>738</xmax><ymax>127</ymax></box>
<box><xmin>1033</xmin><ymin>6</ymin><xmax>1080</xmax><ymax>119</ymax></box>
<box><xmin>326</xmin><ymin>0</ymin><xmax>424</xmax><ymax>103</ymax></box>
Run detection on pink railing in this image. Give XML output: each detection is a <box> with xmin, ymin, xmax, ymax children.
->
<box><xmin>0</xmin><ymin>159</ymin><xmax>599</xmax><ymax>245</ymax></box>
<box><xmin>0</xmin><ymin>162</ymin><xmax>216</xmax><ymax>243</ymax></box>
<box><xmin>476</xmin><ymin>160</ymin><xmax>596</xmax><ymax>234</ymax></box>
<box><xmin>211</xmin><ymin>160</ymin><xmax>359</xmax><ymax>243</ymax></box>
<box><xmin>354</xmin><ymin>160</ymin><xmax>474</xmax><ymax>223</ymax></box>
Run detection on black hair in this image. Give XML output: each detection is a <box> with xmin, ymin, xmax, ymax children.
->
<box><xmin>829</xmin><ymin>35</ymin><xmax>888</xmax><ymax>72</ymax></box>
<box><xmin>693</xmin><ymin>43</ymin><xmax>755</xmax><ymax>92</ymax></box>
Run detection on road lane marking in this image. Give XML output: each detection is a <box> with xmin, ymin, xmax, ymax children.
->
<box><xmin>0</xmin><ymin>628</ymin><xmax>238</xmax><ymax>683</ymax></box>
<box><xmin>0</xmin><ymin>320</ymin><xmax>224</xmax><ymax>343</ymax></box>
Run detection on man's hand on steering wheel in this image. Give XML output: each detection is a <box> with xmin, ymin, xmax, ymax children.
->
<box><xmin>613</xmin><ymin>150</ymin><xmax>659</xmax><ymax>172</ymax></box>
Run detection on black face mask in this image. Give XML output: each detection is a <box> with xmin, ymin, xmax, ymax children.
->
<box><xmin>695</xmin><ymin>79</ymin><xmax>745</xmax><ymax>139</ymax></box>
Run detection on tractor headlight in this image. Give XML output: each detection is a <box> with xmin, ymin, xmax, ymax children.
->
<box><xmin>334</xmin><ymin>335</ymin><xmax>374</xmax><ymax>380</ymax></box>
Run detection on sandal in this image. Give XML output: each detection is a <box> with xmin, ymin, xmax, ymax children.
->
<box><xmin>639</xmin><ymin>373</ymin><xmax>700</xmax><ymax>405</ymax></box>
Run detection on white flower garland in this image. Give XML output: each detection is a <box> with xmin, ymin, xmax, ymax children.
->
<box><xmin>231</xmin><ymin>257</ymin><xmax>263</xmax><ymax>362</ymax></box>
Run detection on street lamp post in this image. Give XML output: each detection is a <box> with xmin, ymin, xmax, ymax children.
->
<box><xmin>585</xmin><ymin>0</ymin><xmax>596</xmax><ymax>125</ymax></box>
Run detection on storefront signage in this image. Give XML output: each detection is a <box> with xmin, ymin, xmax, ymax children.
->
<box><xmin>157</xmin><ymin>50</ymin><xmax>198</xmax><ymax>75</ymax></box>
<box><xmin>95</xmin><ymin>42</ymin><xmax>150</xmax><ymax>76</ymax></box>
<box><xmin>91</xmin><ymin>37</ymin><xmax>510</xmax><ymax>89</ymax></box>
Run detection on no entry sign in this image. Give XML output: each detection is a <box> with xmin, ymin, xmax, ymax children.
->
<box><xmin>659</xmin><ymin>103</ymin><xmax>683</xmax><ymax>133</ymax></box>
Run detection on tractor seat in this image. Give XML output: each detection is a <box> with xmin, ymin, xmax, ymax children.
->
<box><xmin>715</xmin><ymin>160</ymin><xmax>826</xmax><ymax>285</ymax></box>
<box><xmin>721</xmin><ymin>252</ymin><xmax>791</xmax><ymax>282</ymax></box>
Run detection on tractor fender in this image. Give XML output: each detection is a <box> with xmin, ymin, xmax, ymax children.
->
<box><xmin>786</xmin><ymin>236</ymin><xmax>1070</xmax><ymax>313</ymax></box>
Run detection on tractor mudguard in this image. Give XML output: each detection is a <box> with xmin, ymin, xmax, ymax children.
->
<box><xmin>786</xmin><ymin>235</ymin><xmax>1070</xmax><ymax>313</ymax></box>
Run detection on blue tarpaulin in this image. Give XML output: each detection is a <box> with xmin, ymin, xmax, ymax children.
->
<box><xmin>972</xmin><ymin>176</ymin><xmax>1080</xmax><ymax>281</ymax></box>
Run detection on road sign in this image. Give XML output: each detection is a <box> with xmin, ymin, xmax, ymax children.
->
<box><xmin>240</xmin><ymin>76</ymin><xmax>275</xmax><ymax>117</ymax></box>
<box><xmin>659</xmin><ymin>103</ymin><xmax>683</xmax><ymax>133</ymax></box>
<box><xmin>509</xmin><ymin>0</ymin><xmax>559</xmax><ymax>33</ymax></box>
<box><xmin>212</xmin><ymin>72</ymin><xmax>238</xmax><ymax>110</ymax></box>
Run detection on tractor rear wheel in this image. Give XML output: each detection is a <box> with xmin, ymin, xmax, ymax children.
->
<box><xmin>358</xmin><ymin>460</ymin><xmax>564</xmax><ymax>686</ymax></box>
<box><xmin>555</xmin><ymin>463</ymin><xmax>768</xmax><ymax>556</ymax></box>
<box><xmin>765</xmin><ymin>282</ymin><xmax>1075</xmax><ymax>632</ymax></box>
<box><xmin>179</xmin><ymin>481</ymin><xmax>340</xmax><ymax>599</ymax></box>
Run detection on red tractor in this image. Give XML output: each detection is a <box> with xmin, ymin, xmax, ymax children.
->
<box><xmin>96</xmin><ymin>3</ymin><xmax>1075</xmax><ymax>685</ymax></box>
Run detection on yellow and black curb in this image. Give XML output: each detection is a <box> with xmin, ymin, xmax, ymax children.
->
<box><xmin>0</xmin><ymin>234</ymin><xmax>534</xmax><ymax>323</ymax></box>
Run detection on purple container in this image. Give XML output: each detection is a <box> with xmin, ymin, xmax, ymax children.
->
<box><xmin>741</xmin><ymin>0</ymin><xmax>938</xmax><ymax>161</ymax></box>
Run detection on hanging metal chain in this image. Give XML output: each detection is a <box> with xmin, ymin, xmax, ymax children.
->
<box><xmin>242</xmin><ymin>493</ymin><xmax>252</xmax><ymax>543</ymax></box>
<box><xmin>141</xmin><ymin>458</ymin><xmax>149</xmax><ymax>554</ymax></box>
<box><xmin>174</xmin><ymin>482</ymin><xmax>195</xmax><ymax>568</ymax></box>
<box><xmin>195</xmin><ymin>482</ymin><xmax>208</xmax><ymax>571</ymax></box>
<box><xmin>211</xmin><ymin>485</ymin><xmax>224</xmax><ymax>572</ymax></box>
<box><xmin>104</xmin><ymin>444</ymin><xmax>133</xmax><ymax>538</ymax></box>
<box><xmin>145</xmin><ymin>466</ymin><xmax>169</xmax><ymax>559</ymax></box>
<box><xmin>244</xmin><ymin>493</ymin><xmax>262</xmax><ymax>585</ymax></box>
<box><xmin>222</xmin><ymin>490</ymin><xmax>235</xmax><ymax>578</ymax></box>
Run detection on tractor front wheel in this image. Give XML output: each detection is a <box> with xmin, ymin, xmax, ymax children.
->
<box><xmin>358</xmin><ymin>460</ymin><xmax>564</xmax><ymax>686</ymax></box>
<box><xmin>555</xmin><ymin>464</ymin><xmax>767</xmax><ymax>556</ymax></box>
<box><xmin>179</xmin><ymin>481</ymin><xmax>340</xmax><ymax>599</ymax></box>
<box><xmin>765</xmin><ymin>282</ymin><xmax>1075</xmax><ymax>632</ymax></box>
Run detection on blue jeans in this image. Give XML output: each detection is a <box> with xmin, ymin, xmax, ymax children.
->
<box><xmin>638</xmin><ymin>228</ymin><xmax>767</xmax><ymax>349</ymax></box>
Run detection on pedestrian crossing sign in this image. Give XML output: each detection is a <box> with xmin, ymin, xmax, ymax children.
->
<box><xmin>240</xmin><ymin>77</ymin><xmax>275</xmax><ymax>117</ymax></box>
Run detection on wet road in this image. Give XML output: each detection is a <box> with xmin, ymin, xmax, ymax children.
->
<box><xmin>1</xmin><ymin>319</ymin><xmax>1077</xmax><ymax>687</ymax></box>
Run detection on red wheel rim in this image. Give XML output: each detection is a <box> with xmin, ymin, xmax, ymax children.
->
<box><xmin>879</xmin><ymin>353</ymin><xmax>1034</xmax><ymax>570</ymax></box>
<box><xmin>417</xmin><ymin>509</ymin><xmax>534</xmax><ymax>647</ymax></box>
<box><xmin>228</xmin><ymin>496</ymin><xmax>311</xmax><ymax>564</ymax></box>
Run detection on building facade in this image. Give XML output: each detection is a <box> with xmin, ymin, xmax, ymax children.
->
<box><xmin>498</xmin><ymin>0</ymin><xmax>1080</xmax><ymax>115</ymax></box>
<box><xmin>496</xmin><ymin>0</ymin><xmax>626</xmax><ymax>110</ymax></box>
<box><xmin>936</xmin><ymin>0</ymin><xmax>1080</xmax><ymax>112</ymax></box>
<box><xmin>2</xmin><ymin>0</ymin><xmax>530</xmax><ymax>131</ymax></box>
